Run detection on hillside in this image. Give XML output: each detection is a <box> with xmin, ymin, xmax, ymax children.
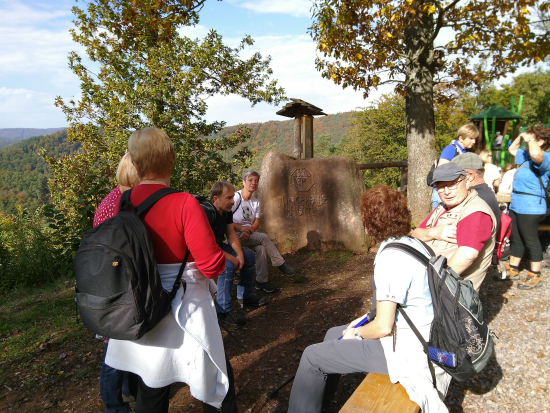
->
<box><xmin>218</xmin><ymin>111</ymin><xmax>353</xmax><ymax>150</ymax></box>
<box><xmin>0</xmin><ymin>130</ymin><xmax>79</xmax><ymax>215</ymax></box>
<box><xmin>0</xmin><ymin>112</ymin><xmax>354</xmax><ymax>215</ymax></box>
<box><xmin>0</xmin><ymin>127</ymin><xmax>66</xmax><ymax>149</ymax></box>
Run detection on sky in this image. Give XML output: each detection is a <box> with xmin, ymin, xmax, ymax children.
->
<box><xmin>0</xmin><ymin>0</ymin><xmax>543</xmax><ymax>129</ymax></box>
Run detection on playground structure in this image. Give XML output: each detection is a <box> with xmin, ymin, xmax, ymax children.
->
<box><xmin>468</xmin><ymin>97</ymin><xmax>524</xmax><ymax>168</ymax></box>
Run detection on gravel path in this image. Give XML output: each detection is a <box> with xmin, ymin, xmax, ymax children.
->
<box><xmin>444</xmin><ymin>262</ymin><xmax>549</xmax><ymax>413</ymax></box>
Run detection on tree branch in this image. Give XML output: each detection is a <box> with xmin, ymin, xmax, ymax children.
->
<box><xmin>429</xmin><ymin>0</ymin><xmax>461</xmax><ymax>45</ymax></box>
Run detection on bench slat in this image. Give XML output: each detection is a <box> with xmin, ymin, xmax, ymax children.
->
<box><xmin>339</xmin><ymin>373</ymin><xmax>419</xmax><ymax>413</ymax></box>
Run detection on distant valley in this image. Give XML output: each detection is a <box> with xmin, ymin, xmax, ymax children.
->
<box><xmin>0</xmin><ymin>112</ymin><xmax>354</xmax><ymax>215</ymax></box>
<box><xmin>0</xmin><ymin>127</ymin><xmax>66</xmax><ymax>149</ymax></box>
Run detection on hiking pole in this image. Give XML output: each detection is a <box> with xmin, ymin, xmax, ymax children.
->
<box><xmin>218</xmin><ymin>321</ymin><xmax>246</xmax><ymax>349</ymax></box>
<box><xmin>266</xmin><ymin>375</ymin><xmax>295</xmax><ymax>401</ymax></box>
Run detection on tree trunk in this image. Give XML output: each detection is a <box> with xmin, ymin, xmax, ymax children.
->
<box><xmin>404</xmin><ymin>16</ymin><xmax>437</xmax><ymax>225</ymax></box>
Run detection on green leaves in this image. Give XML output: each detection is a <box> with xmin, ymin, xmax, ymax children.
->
<box><xmin>46</xmin><ymin>0</ymin><xmax>285</xmax><ymax>246</ymax></box>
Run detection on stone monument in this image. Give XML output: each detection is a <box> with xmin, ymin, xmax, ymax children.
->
<box><xmin>256</xmin><ymin>152</ymin><xmax>371</xmax><ymax>253</ymax></box>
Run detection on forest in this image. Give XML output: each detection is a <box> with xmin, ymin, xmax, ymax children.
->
<box><xmin>1</xmin><ymin>67</ymin><xmax>549</xmax><ymax>291</ymax></box>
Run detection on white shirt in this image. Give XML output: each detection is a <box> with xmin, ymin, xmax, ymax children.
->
<box><xmin>374</xmin><ymin>237</ymin><xmax>451</xmax><ymax>413</ymax></box>
<box><xmin>232</xmin><ymin>190</ymin><xmax>260</xmax><ymax>226</ymax></box>
<box><xmin>498</xmin><ymin>169</ymin><xmax>516</xmax><ymax>194</ymax></box>
<box><xmin>484</xmin><ymin>163</ymin><xmax>501</xmax><ymax>192</ymax></box>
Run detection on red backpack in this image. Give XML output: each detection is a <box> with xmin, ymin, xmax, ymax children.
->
<box><xmin>493</xmin><ymin>212</ymin><xmax>512</xmax><ymax>273</ymax></box>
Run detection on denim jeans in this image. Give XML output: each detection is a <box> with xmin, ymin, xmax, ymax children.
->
<box><xmin>101</xmin><ymin>341</ymin><xmax>136</xmax><ymax>413</ymax></box>
<box><xmin>216</xmin><ymin>243</ymin><xmax>255</xmax><ymax>313</ymax></box>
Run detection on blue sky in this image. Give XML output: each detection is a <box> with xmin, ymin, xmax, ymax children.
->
<box><xmin>1</xmin><ymin>0</ymin><xmax>388</xmax><ymax>128</ymax></box>
<box><xmin>0</xmin><ymin>0</ymin><xmax>542</xmax><ymax>129</ymax></box>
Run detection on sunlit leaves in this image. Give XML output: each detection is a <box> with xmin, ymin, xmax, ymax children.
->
<box><xmin>47</xmin><ymin>0</ymin><xmax>285</xmax><ymax>241</ymax></box>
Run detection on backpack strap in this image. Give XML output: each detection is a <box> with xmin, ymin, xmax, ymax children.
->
<box><xmin>232</xmin><ymin>191</ymin><xmax>243</xmax><ymax>213</ymax></box>
<box><xmin>382</xmin><ymin>240</ymin><xmax>438</xmax><ymax>388</ymax></box>
<box><xmin>397</xmin><ymin>306</ymin><xmax>437</xmax><ymax>389</ymax></box>
<box><xmin>119</xmin><ymin>187</ymin><xmax>189</xmax><ymax>295</ymax></box>
<box><xmin>172</xmin><ymin>249</ymin><xmax>190</xmax><ymax>296</ymax></box>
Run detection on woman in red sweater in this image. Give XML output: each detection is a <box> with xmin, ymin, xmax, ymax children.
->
<box><xmin>104</xmin><ymin>128</ymin><xmax>234</xmax><ymax>413</ymax></box>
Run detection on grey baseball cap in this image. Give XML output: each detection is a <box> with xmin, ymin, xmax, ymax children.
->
<box><xmin>431</xmin><ymin>163</ymin><xmax>467</xmax><ymax>186</ymax></box>
<box><xmin>452</xmin><ymin>152</ymin><xmax>484</xmax><ymax>170</ymax></box>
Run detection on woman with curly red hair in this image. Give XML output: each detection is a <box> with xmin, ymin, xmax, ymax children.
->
<box><xmin>287</xmin><ymin>186</ymin><xmax>451</xmax><ymax>413</ymax></box>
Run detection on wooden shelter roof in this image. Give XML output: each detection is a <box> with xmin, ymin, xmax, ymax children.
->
<box><xmin>468</xmin><ymin>105</ymin><xmax>522</xmax><ymax>120</ymax></box>
<box><xmin>276</xmin><ymin>98</ymin><xmax>327</xmax><ymax>118</ymax></box>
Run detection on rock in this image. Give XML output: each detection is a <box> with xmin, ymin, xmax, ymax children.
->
<box><xmin>257</xmin><ymin>152</ymin><xmax>372</xmax><ymax>253</ymax></box>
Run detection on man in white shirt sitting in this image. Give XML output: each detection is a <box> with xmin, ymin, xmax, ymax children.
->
<box><xmin>232</xmin><ymin>170</ymin><xmax>296</xmax><ymax>292</ymax></box>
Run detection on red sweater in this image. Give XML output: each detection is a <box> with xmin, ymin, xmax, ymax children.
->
<box><xmin>113</xmin><ymin>184</ymin><xmax>225</xmax><ymax>279</ymax></box>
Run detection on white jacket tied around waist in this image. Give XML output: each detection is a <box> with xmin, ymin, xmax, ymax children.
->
<box><xmin>105</xmin><ymin>262</ymin><xmax>228</xmax><ymax>408</ymax></box>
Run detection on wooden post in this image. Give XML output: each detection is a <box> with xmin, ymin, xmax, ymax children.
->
<box><xmin>303</xmin><ymin>115</ymin><xmax>314</xmax><ymax>158</ymax></box>
<box><xmin>293</xmin><ymin>115</ymin><xmax>302</xmax><ymax>159</ymax></box>
<box><xmin>477</xmin><ymin>120</ymin><xmax>484</xmax><ymax>153</ymax></box>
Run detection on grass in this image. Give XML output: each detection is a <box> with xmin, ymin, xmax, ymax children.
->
<box><xmin>0</xmin><ymin>277</ymin><xmax>89</xmax><ymax>373</ymax></box>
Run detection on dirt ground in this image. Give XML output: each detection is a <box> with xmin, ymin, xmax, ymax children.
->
<box><xmin>1</xmin><ymin>250</ymin><xmax>373</xmax><ymax>413</ymax></box>
<box><xmin>3</xmin><ymin>249</ymin><xmax>540</xmax><ymax>413</ymax></box>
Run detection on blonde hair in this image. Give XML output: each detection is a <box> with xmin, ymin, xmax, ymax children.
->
<box><xmin>479</xmin><ymin>150</ymin><xmax>493</xmax><ymax>164</ymax></box>
<box><xmin>456</xmin><ymin>124</ymin><xmax>479</xmax><ymax>141</ymax></box>
<box><xmin>502</xmin><ymin>163</ymin><xmax>516</xmax><ymax>174</ymax></box>
<box><xmin>128</xmin><ymin>128</ymin><xmax>175</xmax><ymax>179</ymax></box>
<box><xmin>116</xmin><ymin>153</ymin><xmax>139</xmax><ymax>191</ymax></box>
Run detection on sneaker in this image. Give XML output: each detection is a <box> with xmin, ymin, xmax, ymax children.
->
<box><xmin>517</xmin><ymin>271</ymin><xmax>543</xmax><ymax>290</ymax></box>
<box><xmin>217</xmin><ymin>311</ymin><xmax>247</xmax><ymax>326</ymax></box>
<box><xmin>255</xmin><ymin>281</ymin><xmax>278</xmax><ymax>293</ymax></box>
<box><xmin>278</xmin><ymin>262</ymin><xmax>296</xmax><ymax>275</ymax></box>
<box><xmin>238</xmin><ymin>295</ymin><xmax>270</xmax><ymax>308</ymax></box>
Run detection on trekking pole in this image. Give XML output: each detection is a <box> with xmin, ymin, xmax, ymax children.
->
<box><xmin>266</xmin><ymin>375</ymin><xmax>295</xmax><ymax>401</ymax></box>
<box><xmin>218</xmin><ymin>321</ymin><xmax>246</xmax><ymax>349</ymax></box>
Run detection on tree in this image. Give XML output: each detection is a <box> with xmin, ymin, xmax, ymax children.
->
<box><xmin>310</xmin><ymin>0</ymin><xmax>550</xmax><ymax>223</ymax></box>
<box><xmin>45</xmin><ymin>0</ymin><xmax>285</xmax><ymax>234</ymax></box>
<box><xmin>346</xmin><ymin>92</ymin><xmax>468</xmax><ymax>189</ymax></box>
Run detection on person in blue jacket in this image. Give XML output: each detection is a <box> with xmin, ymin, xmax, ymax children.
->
<box><xmin>506</xmin><ymin>124</ymin><xmax>550</xmax><ymax>289</ymax></box>
<box><xmin>431</xmin><ymin>124</ymin><xmax>479</xmax><ymax>210</ymax></box>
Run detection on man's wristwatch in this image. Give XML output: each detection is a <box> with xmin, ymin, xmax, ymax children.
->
<box><xmin>354</xmin><ymin>328</ymin><xmax>363</xmax><ymax>340</ymax></box>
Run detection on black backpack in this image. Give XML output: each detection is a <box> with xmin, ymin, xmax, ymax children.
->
<box><xmin>74</xmin><ymin>188</ymin><xmax>189</xmax><ymax>341</ymax></box>
<box><xmin>426</xmin><ymin>143</ymin><xmax>461</xmax><ymax>186</ymax></box>
<box><xmin>383</xmin><ymin>241</ymin><xmax>494</xmax><ymax>384</ymax></box>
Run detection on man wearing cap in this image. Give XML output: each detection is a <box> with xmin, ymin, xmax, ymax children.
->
<box><xmin>232</xmin><ymin>170</ymin><xmax>296</xmax><ymax>293</ymax></box>
<box><xmin>412</xmin><ymin>163</ymin><xmax>496</xmax><ymax>291</ymax></box>
<box><xmin>452</xmin><ymin>152</ymin><xmax>502</xmax><ymax>234</ymax></box>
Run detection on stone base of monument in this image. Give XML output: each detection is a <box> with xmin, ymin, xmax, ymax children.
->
<box><xmin>256</xmin><ymin>152</ymin><xmax>374</xmax><ymax>254</ymax></box>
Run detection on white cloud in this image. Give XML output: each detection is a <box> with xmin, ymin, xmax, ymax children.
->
<box><xmin>232</xmin><ymin>0</ymin><xmax>312</xmax><ymax>18</ymax></box>
<box><xmin>0</xmin><ymin>0</ymin><xmax>71</xmax><ymax>27</ymax></box>
<box><xmin>204</xmin><ymin>34</ymin><xmax>392</xmax><ymax>126</ymax></box>
<box><xmin>0</xmin><ymin>87</ymin><xmax>67</xmax><ymax>128</ymax></box>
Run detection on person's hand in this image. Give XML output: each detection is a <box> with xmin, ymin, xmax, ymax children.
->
<box><xmin>341</xmin><ymin>327</ymin><xmax>357</xmax><ymax>340</ymax></box>
<box><xmin>429</xmin><ymin>221</ymin><xmax>457</xmax><ymax>243</ymax></box>
<box><xmin>235</xmin><ymin>253</ymin><xmax>244</xmax><ymax>271</ymax></box>
<box><xmin>228</xmin><ymin>255</ymin><xmax>240</xmax><ymax>269</ymax></box>
<box><xmin>240</xmin><ymin>229</ymin><xmax>251</xmax><ymax>241</ymax></box>
<box><xmin>493</xmin><ymin>178</ymin><xmax>501</xmax><ymax>188</ymax></box>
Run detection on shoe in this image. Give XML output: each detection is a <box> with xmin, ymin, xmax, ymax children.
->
<box><xmin>255</xmin><ymin>281</ymin><xmax>278</xmax><ymax>293</ymax></box>
<box><xmin>217</xmin><ymin>311</ymin><xmax>247</xmax><ymax>326</ymax></box>
<box><xmin>503</xmin><ymin>263</ymin><xmax>520</xmax><ymax>280</ymax></box>
<box><xmin>278</xmin><ymin>262</ymin><xmax>296</xmax><ymax>275</ymax></box>
<box><xmin>238</xmin><ymin>295</ymin><xmax>270</xmax><ymax>308</ymax></box>
<box><xmin>517</xmin><ymin>271</ymin><xmax>543</xmax><ymax>290</ymax></box>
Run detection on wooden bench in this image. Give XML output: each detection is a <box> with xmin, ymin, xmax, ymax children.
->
<box><xmin>339</xmin><ymin>373</ymin><xmax>419</xmax><ymax>413</ymax></box>
<box><xmin>538</xmin><ymin>224</ymin><xmax>550</xmax><ymax>235</ymax></box>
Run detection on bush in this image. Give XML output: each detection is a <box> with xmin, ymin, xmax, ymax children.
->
<box><xmin>0</xmin><ymin>208</ymin><xmax>64</xmax><ymax>292</ymax></box>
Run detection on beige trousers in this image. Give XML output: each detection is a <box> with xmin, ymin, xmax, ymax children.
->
<box><xmin>238</xmin><ymin>231</ymin><xmax>285</xmax><ymax>283</ymax></box>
